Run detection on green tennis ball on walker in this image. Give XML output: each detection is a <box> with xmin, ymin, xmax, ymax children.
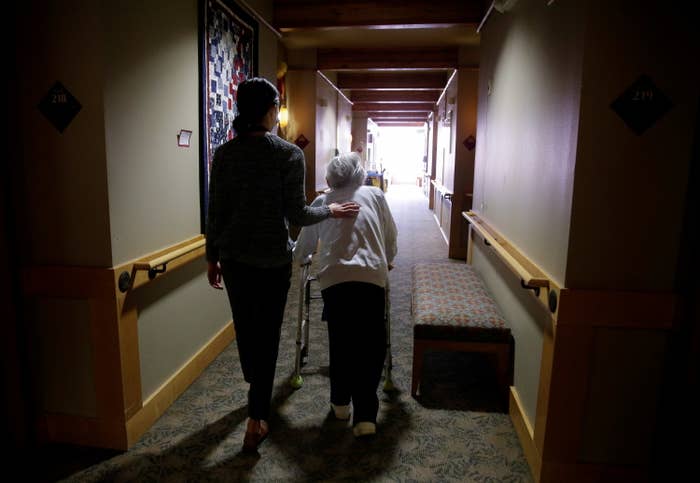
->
<box><xmin>290</xmin><ymin>375</ymin><xmax>303</xmax><ymax>389</ymax></box>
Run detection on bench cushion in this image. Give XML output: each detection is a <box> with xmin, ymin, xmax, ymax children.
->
<box><xmin>412</xmin><ymin>262</ymin><xmax>510</xmax><ymax>342</ymax></box>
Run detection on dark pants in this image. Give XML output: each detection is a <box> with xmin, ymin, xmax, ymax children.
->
<box><xmin>321</xmin><ymin>282</ymin><xmax>386</xmax><ymax>425</ymax></box>
<box><xmin>221</xmin><ymin>260</ymin><xmax>292</xmax><ymax>421</ymax></box>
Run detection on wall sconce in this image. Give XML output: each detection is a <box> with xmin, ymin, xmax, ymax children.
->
<box><xmin>278</xmin><ymin>105</ymin><xmax>289</xmax><ymax>129</ymax></box>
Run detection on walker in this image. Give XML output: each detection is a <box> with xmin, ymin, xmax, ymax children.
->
<box><xmin>290</xmin><ymin>257</ymin><xmax>394</xmax><ymax>391</ymax></box>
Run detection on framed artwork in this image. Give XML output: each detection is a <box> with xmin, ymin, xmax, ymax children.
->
<box><xmin>199</xmin><ymin>0</ymin><xmax>258</xmax><ymax>232</ymax></box>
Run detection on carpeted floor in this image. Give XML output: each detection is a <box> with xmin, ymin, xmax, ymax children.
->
<box><xmin>56</xmin><ymin>184</ymin><xmax>533</xmax><ymax>482</ymax></box>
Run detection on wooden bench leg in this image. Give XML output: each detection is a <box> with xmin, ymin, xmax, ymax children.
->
<box><xmin>494</xmin><ymin>344</ymin><xmax>512</xmax><ymax>412</ymax></box>
<box><xmin>411</xmin><ymin>339</ymin><xmax>425</xmax><ymax>397</ymax></box>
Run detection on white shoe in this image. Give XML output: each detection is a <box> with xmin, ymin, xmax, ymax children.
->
<box><xmin>353</xmin><ymin>422</ymin><xmax>376</xmax><ymax>437</ymax></box>
<box><xmin>331</xmin><ymin>403</ymin><xmax>351</xmax><ymax>420</ymax></box>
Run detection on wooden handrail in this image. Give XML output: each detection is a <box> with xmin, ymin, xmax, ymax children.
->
<box><xmin>462</xmin><ymin>211</ymin><xmax>549</xmax><ymax>289</ymax></box>
<box><xmin>430</xmin><ymin>179</ymin><xmax>453</xmax><ymax>196</ymax></box>
<box><xmin>116</xmin><ymin>235</ymin><xmax>207</xmax><ymax>292</ymax></box>
<box><xmin>133</xmin><ymin>238</ymin><xmax>205</xmax><ymax>271</ymax></box>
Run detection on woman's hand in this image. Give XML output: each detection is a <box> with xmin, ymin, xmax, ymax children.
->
<box><xmin>207</xmin><ymin>261</ymin><xmax>223</xmax><ymax>289</ymax></box>
<box><xmin>328</xmin><ymin>202</ymin><xmax>360</xmax><ymax>218</ymax></box>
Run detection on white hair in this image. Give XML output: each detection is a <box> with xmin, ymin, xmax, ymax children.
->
<box><xmin>325</xmin><ymin>152</ymin><xmax>366</xmax><ymax>189</ymax></box>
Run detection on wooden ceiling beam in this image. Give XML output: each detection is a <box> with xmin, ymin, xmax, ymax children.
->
<box><xmin>353</xmin><ymin>102</ymin><xmax>434</xmax><ymax>111</ymax></box>
<box><xmin>368</xmin><ymin>114</ymin><xmax>429</xmax><ymax>120</ymax></box>
<box><xmin>337</xmin><ymin>72</ymin><xmax>448</xmax><ymax>90</ymax></box>
<box><xmin>374</xmin><ymin>121</ymin><xmax>427</xmax><ymax>127</ymax></box>
<box><xmin>317</xmin><ymin>47</ymin><xmax>457</xmax><ymax>70</ymax></box>
<box><xmin>371</xmin><ymin>118</ymin><xmax>428</xmax><ymax>123</ymax></box>
<box><xmin>273</xmin><ymin>0</ymin><xmax>485</xmax><ymax>30</ymax></box>
<box><xmin>366</xmin><ymin>111</ymin><xmax>433</xmax><ymax>117</ymax></box>
<box><xmin>351</xmin><ymin>90</ymin><xmax>439</xmax><ymax>103</ymax></box>
<box><xmin>367</xmin><ymin>112</ymin><xmax>430</xmax><ymax>119</ymax></box>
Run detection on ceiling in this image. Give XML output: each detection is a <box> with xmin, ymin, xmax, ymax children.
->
<box><xmin>271</xmin><ymin>0</ymin><xmax>487</xmax><ymax>126</ymax></box>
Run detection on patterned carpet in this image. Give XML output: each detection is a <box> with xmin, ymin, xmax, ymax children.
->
<box><xmin>62</xmin><ymin>184</ymin><xmax>532</xmax><ymax>482</ymax></box>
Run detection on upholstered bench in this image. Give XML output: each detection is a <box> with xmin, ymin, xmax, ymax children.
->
<box><xmin>411</xmin><ymin>262</ymin><xmax>513</xmax><ymax>410</ymax></box>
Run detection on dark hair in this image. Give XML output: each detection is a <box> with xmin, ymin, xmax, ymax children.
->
<box><xmin>232</xmin><ymin>77</ymin><xmax>279</xmax><ymax>134</ymax></box>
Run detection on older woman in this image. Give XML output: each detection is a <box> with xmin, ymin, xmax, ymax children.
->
<box><xmin>293</xmin><ymin>152</ymin><xmax>398</xmax><ymax>437</ymax></box>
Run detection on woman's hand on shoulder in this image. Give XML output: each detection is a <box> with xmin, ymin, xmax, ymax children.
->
<box><xmin>328</xmin><ymin>202</ymin><xmax>360</xmax><ymax>218</ymax></box>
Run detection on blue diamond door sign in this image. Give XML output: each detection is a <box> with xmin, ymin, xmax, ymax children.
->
<box><xmin>609</xmin><ymin>75</ymin><xmax>672</xmax><ymax>135</ymax></box>
<box><xmin>38</xmin><ymin>81</ymin><xmax>82</xmax><ymax>133</ymax></box>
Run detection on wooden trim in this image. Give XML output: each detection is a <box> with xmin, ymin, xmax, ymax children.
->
<box><xmin>373</xmin><ymin>121</ymin><xmax>427</xmax><ymax>127</ymax></box>
<box><xmin>539</xmin><ymin>461</ymin><xmax>649</xmax><ymax>483</ymax></box>
<box><xmin>39</xmin><ymin>413</ymin><xmax>129</xmax><ymax>450</ymax></box>
<box><xmin>540</xmin><ymin>324</ymin><xmax>595</xmax><ymax>462</ymax></box>
<box><xmin>370</xmin><ymin>116</ymin><xmax>429</xmax><ymax>122</ymax></box>
<box><xmin>273</xmin><ymin>1</ymin><xmax>484</xmax><ymax>29</ymax></box>
<box><xmin>466</xmin><ymin>225</ymin><xmax>474</xmax><ymax>264</ymax></box>
<box><xmin>351</xmin><ymin>90</ymin><xmax>440</xmax><ymax>103</ymax></box>
<box><xmin>353</xmin><ymin>102</ymin><xmax>434</xmax><ymax>112</ymax></box>
<box><xmin>557</xmin><ymin>289</ymin><xmax>676</xmax><ymax>329</ymax></box>
<box><xmin>337</xmin><ymin>71</ymin><xmax>448</xmax><ymax>90</ymax></box>
<box><xmin>88</xmin><ymin>296</ymin><xmax>130</xmax><ymax>422</ymax></box>
<box><xmin>22</xmin><ymin>265</ymin><xmax>115</xmax><ymax>298</ymax></box>
<box><xmin>118</xmin><ymin>302</ymin><xmax>142</xmax><ymax>421</ymax></box>
<box><xmin>533</xmin><ymin>321</ymin><xmax>554</xmax><ymax>452</ymax></box>
<box><xmin>510</xmin><ymin>387</ymin><xmax>541</xmax><ymax>482</ymax></box>
<box><xmin>23</xmin><ymin>235</ymin><xmax>221</xmax><ymax>450</ymax></box>
<box><xmin>125</xmin><ymin>322</ymin><xmax>235</xmax><ymax>446</ymax></box>
<box><xmin>317</xmin><ymin>47</ymin><xmax>458</xmax><ymax>70</ymax></box>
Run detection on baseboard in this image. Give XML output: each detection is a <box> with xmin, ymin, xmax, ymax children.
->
<box><xmin>509</xmin><ymin>386</ymin><xmax>541</xmax><ymax>482</ymax></box>
<box><xmin>125</xmin><ymin>322</ymin><xmax>235</xmax><ymax>446</ymax></box>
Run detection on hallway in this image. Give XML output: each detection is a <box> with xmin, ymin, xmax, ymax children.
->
<box><xmin>57</xmin><ymin>184</ymin><xmax>531</xmax><ymax>482</ymax></box>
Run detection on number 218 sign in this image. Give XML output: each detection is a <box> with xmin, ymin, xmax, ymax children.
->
<box><xmin>38</xmin><ymin>81</ymin><xmax>82</xmax><ymax>133</ymax></box>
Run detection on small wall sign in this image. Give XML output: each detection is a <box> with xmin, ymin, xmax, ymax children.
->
<box><xmin>178</xmin><ymin>129</ymin><xmax>192</xmax><ymax>147</ymax></box>
<box><xmin>37</xmin><ymin>81</ymin><xmax>82</xmax><ymax>133</ymax></box>
<box><xmin>610</xmin><ymin>74</ymin><xmax>673</xmax><ymax>135</ymax></box>
<box><xmin>463</xmin><ymin>135</ymin><xmax>476</xmax><ymax>151</ymax></box>
<box><xmin>295</xmin><ymin>134</ymin><xmax>309</xmax><ymax>150</ymax></box>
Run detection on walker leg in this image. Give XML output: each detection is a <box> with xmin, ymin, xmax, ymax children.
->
<box><xmin>302</xmin><ymin>275</ymin><xmax>311</xmax><ymax>360</ymax></box>
<box><xmin>291</xmin><ymin>264</ymin><xmax>310</xmax><ymax>389</ymax></box>
<box><xmin>382</xmin><ymin>284</ymin><xmax>395</xmax><ymax>392</ymax></box>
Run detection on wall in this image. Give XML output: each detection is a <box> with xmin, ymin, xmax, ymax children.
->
<box><xmin>101</xmin><ymin>0</ymin><xmax>236</xmax><ymax>399</ymax></box>
<box><xmin>286</xmin><ymin>69</ymin><xmax>317</xmax><ymax>200</ymax></box>
<box><xmin>472</xmin><ymin>0</ymin><xmax>698</xmax><ymax>475</ymax></box>
<box><xmin>473</xmin><ymin>0</ymin><xmax>583</xmax><ymax>287</ymax></box>
<box><xmin>566</xmin><ymin>0</ymin><xmax>698</xmax><ymax>291</ymax></box>
<box><xmin>315</xmin><ymin>73</ymin><xmax>339</xmax><ymax>191</ymax></box>
<box><xmin>15</xmin><ymin>0</ymin><xmax>112</xmax><ymax>417</ymax></box>
<box><xmin>351</xmin><ymin>112</ymin><xmax>368</xmax><ymax>163</ymax></box>
<box><xmin>245</xmin><ymin>0</ymin><xmax>279</xmax><ymax>81</ymax></box>
<box><xmin>456</xmin><ymin>68</ymin><xmax>478</xmax><ymax>204</ymax></box>
<box><xmin>13</xmin><ymin>0</ymin><xmax>279</xmax><ymax>435</ymax></box>
<box><xmin>448</xmin><ymin>68</ymin><xmax>479</xmax><ymax>259</ymax></box>
<box><xmin>472</xmin><ymin>0</ymin><xmax>584</xmax><ymax>425</ymax></box>
<box><xmin>439</xmin><ymin>74</ymin><xmax>458</xmax><ymax>192</ymax></box>
<box><xmin>15</xmin><ymin>0</ymin><xmax>112</xmax><ymax>267</ymax></box>
<box><xmin>103</xmin><ymin>0</ymin><xmax>202</xmax><ymax>265</ymax></box>
<box><xmin>337</xmin><ymin>93</ymin><xmax>353</xmax><ymax>155</ymax></box>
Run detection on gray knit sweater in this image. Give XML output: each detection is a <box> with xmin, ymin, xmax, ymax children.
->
<box><xmin>205</xmin><ymin>133</ymin><xmax>331</xmax><ymax>267</ymax></box>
